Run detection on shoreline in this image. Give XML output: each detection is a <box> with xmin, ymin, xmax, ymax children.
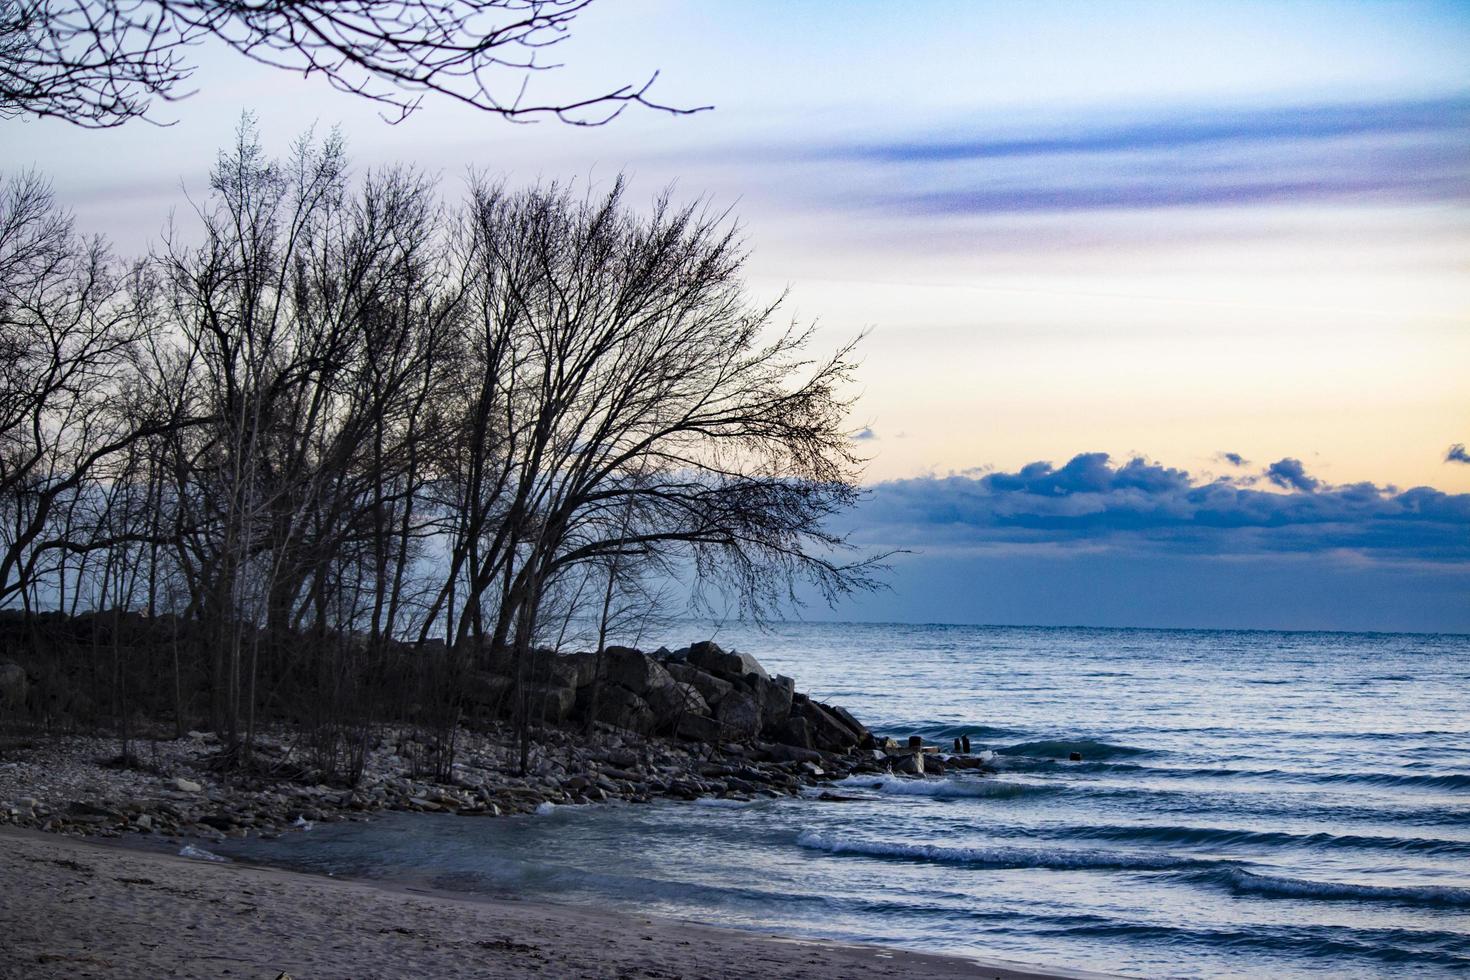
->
<box><xmin>0</xmin><ymin>825</ymin><xmax>1100</xmax><ymax>980</ymax></box>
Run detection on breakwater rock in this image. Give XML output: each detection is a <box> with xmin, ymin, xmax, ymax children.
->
<box><xmin>0</xmin><ymin>643</ymin><xmax>986</xmax><ymax>842</ymax></box>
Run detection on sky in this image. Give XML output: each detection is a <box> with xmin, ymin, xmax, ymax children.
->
<box><xmin>3</xmin><ymin>0</ymin><xmax>1467</xmax><ymax>631</ymax></box>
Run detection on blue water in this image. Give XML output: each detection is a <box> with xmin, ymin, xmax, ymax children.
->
<box><xmin>223</xmin><ymin>624</ymin><xmax>1470</xmax><ymax>977</ymax></box>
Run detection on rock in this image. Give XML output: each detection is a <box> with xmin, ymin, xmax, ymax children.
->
<box><xmin>674</xmin><ymin>712</ymin><xmax>723</xmax><ymax>743</ymax></box>
<box><xmin>907</xmin><ymin>735</ymin><xmax>924</xmax><ymax>751</ymax></box>
<box><xmin>714</xmin><ymin>690</ymin><xmax>762</xmax><ymax>739</ymax></box>
<box><xmin>753</xmin><ymin>674</ymin><xmax>796</xmax><ymax>729</ymax></box>
<box><xmin>766</xmin><ymin>742</ymin><xmax>826</xmax><ymax>765</ymax></box>
<box><xmin>461</xmin><ymin>672</ymin><xmax>513</xmax><ymax>711</ymax></box>
<box><xmin>591</xmin><ymin>686</ymin><xmax>656</xmax><ymax>735</ymax></box>
<box><xmin>168</xmin><ymin>777</ymin><xmax>203</xmax><ymax>793</ymax></box>
<box><xmin>0</xmin><ymin>661</ymin><xmax>27</xmax><ymax>711</ymax></box>
<box><xmin>896</xmin><ymin>752</ymin><xmax>926</xmax><ymax>776</ymax></box>
<box><xmin>797</xmin><ymin>700</ymin><xmax>862</xmax><ymax>753</ymax></box>
<box><xmin>1069</xmin><ymin>751</ymin><xmax>1083</xmax><ymax>762</ymax></box>
<box><xmin>686</xmin><ymin>641</ymin><xmax>770</xmax><ymax>682</ymax></box>
<box><xmin>826</xmin><ymin>703</ymin><xmax>869</xmax><ymax>742</ymax></box>
<box><xmin>645</xmin><ymin>680</ymin><xmax>708</xmax><ymax>722</ymax></box>
<box><xmin>525</xmin><ymin>654</ymin><xmax>586</xmax><ymax>690</ymax></box>
<box><xmin>772</xmin><ymin>715</ymin><xmax>814</xmax><ymax>750</ymax></box>
<box><xmin>523</xmin><ymin>682</ymin><xmax>576</xmax><ymax>723</ymax></box>
<box><xmin>664</xmin><ymin>661</ymin><xmax>735</xmax><ymax>707</ymax></box>
<box><xmin>603</xmin><ymin>647</ymin><xmax>675</xmax><ymax>697</ymax></box>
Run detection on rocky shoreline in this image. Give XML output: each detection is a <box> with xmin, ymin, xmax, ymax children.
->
<box><xmin>0</xmin><ymin>642</ymin><xmax>993</xmax><ymax>843</ymax></box>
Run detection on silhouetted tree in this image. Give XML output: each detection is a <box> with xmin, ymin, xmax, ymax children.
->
<box><xmin>0</xmin><ymin>0</ymin><xmax>704</xmax><ymax>127</ymax></box>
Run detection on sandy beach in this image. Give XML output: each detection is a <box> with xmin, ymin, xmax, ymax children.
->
<box><xmin>0</xmin><ymin>826</ymin><xmax>1084</xmax><ymax>980</ymax></box>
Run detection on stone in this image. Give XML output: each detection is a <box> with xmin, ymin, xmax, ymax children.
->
<box><xmin>603</xmin><ymin>647</ymin><xmax>675</xmax><ymax>697</ymax></box>
<box><xmin>664</xmin><ymin>662</ymin><xmax>735</xmax><ymax>707</ymax></box>
<box><xmin>714</xmin><ymin>689</ymin><xmax>762</xmax><ymax>739</ymax></box>
<box><xmin>896</xmin><ymin>752</ymin><xmax>926</xmax><ymax>776</ymax></box>
<box><xmin>169</xmin><ymin>777</ymin><xmax>203</xmax><ymax>793</ymax></box>
<box><xmin>827</xmin><ymin>704</ymin><xmax>869</xmax><ymax>742</ymax></box>
<box><xmin>907</xmin><ymin>735</ymin><xmax>924</xmax><ymax>751</ymax></box>
<box><xmin>686</xmin><ymin>641</ymin><xmax>770</xmax><ymax>681</ymax></box>
<box><xmin>592</xmin><ymin>686</ymin><xmax>656</xmax><ymax>735</ymax></box>
<box><xmin>461</xmin><ymin>672</ymin><xmax>513</xmax><ymax>710</ymax></box>
<box><xmin>523</xmin><ymin>682</ymin><xmax>576</xmax><ymax>723</ymax></box>
<box><xmin>525</xmin><ymin>654</ymin><xmax>585</xmax><ymax>690</ymax></box>
<box><xmin>645</xmin><ymin>680</ymin><xmax>708</xmax><ymax>722</ymax></box>
<box><xmin>0</xmin><ymin>661</ymin><xmax>26</xmax><ymax>711</ymax></box>
<box><xmin>674</xmin><ymin>712</ymin><xmax>723</xmax><ymax>743</ymax></box>
<box><xmin>753</xmin><ymin>674</ymin><xmax>796</xmax><ymax>729</ymax></box>
<box><xmin>798</xmin><ymin>700</ymin><xmax>862</xmax><ymax>753</ymax></box>
<box><xmin>773</xmin><ymin>715</ymin><xmax>814</xmax><ymax>750</ymax></box>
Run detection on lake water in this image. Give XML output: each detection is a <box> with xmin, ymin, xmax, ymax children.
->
<box><xmin>223</xmin><ymin>623</ymin><xmax>1470</xmax><ymax>977</ymax></box>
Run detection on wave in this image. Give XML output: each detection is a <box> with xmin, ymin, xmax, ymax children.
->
<box><xmin>1031</xmin><ymin>912</ymin><xmax>1470</xmax><ymax>967</ymax></box>
<box><xmin>991</xmin><ymin>756</ymin><xmax>1470</xmax><ymax>792</ymax></box>
<box><xmin>1060</xmin><ymin>822</ymin><xmax>1470</xmax><ymax>856</ymax></box>
<box><xmin>1205</xmin><ymin>867</ymin><xmax>1470</xmax><ymax>908</ymax></box>
<box><xmin>795</xmin><ymin>831</ymin><xmax>1224</xmax><ymax>872</ymax></box>
<box><xmin>1313</xmin><ymin>770</ymin><xmax>1470</xmax><ymax>792</ymax></box>
<box><xmin>834</xmin><ymin>775</ymin><xmax>1062</xmax><ymax>800</ymax></box>
<box><xmin>996</xmin><ymin>739</ymin><xmax>1152</xmax><ymax>761</ymax></box>
<box><xmin>892</xmin><ymin>723</ymin><xmax>1024</xmax><ymax>741</ymax></box>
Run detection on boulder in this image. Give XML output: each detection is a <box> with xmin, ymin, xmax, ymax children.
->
<box><xmin>754</xmin><ymin>674</ymin><xmax>795</xmax><ymax>728</ymax></box>
<box><xmin>168</xmin><ymin>777</ymin><xmax>203</xmax><ymax>793</ymax></box>
<box><xmin>645</xmin><ymin>680</ymin><xmax>708</xmax><ymax>722</ymax></box>
<box><xmin>461</xmin><ymin>672</ymin><xmax>513</xmax><ymax>711</ymax></box>
<box><xmin>896</xmin><ymin>752</ymin><xmax>925</xmax><ymax>776</ymax></box>
<box><xmin>826</xmin><ymin>703</ymin><xmax>870</xmax><ymax>743</ymax></box>
<box><xmin>664</xmin><ymin>661</ymin><xmax>734</xmax><ymax>707</ymax></box>
<box><xmin>523</xmin><ymin>682</ymin><xmax>576</xmax><ymax>723</ymax></box>
<box><xmin>525</xmin><ymin>654</ymin><xmax>585</xmax><ymax>690</ymax></box>
<box><xmin>603</xmin><ymin>647</ymin><xmax>675</xmax><ymax>696</ymax></box>
<box><xmin>772</xmin><ymin>715</ymin><xmax>814</xmax><ymax>750</ymax></box>
<box><xmin>686</xmin><ymin>641</ymin><xmax>770</xmax><ymax>682</ymax></box>
<box><xmin>797</xmin><ymin>700</ymin><xmax>862</xmax><ymax>753</ymax></box>
<box><xmin>0</xmin><ymin>662</ymin><xmax>26</xmax><ymax>712</ymax></box>
<box><xmin>674</xmin><ymin>712</ymin><xmax>723</xmax><ymax>743</ymax></box>
<box><xmin>714</xmin><ymin>689</ymin><xmax>762</xmax><ymax>739</ymax></box>
<box><xmin>591</xmin><ymin>686</ymin><xmax>656</xmax><ymax>735</ymax></box>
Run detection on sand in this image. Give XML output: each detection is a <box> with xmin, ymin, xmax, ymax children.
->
<box><xmin>0</xmin><ymin>826</ymin><xmax>1091</xmax><ymax>979</ymax></box>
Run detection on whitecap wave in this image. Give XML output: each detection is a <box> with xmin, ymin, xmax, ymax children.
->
<box><xmin>178</xmin><ymin>844</ymin><xmax>228</xmax><ymax>862</ymax></box>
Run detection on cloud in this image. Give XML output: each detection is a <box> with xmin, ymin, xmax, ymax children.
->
<box><xmin>802</xmin><ymin>94</ymin><xmax>1470</xmax><ymax>216</ymax></box>
<box><xmin>1447</xmin><ymin>443</ymin><xmax>1470</xmax><ymax>464</ymax></box>
<box><xmin>1218</xmin><ymin>452</ymin><xmax>1248</xmax><ymax>467</ymax></box>
<box><xmin>1264</xmin><ymin>457</ymin><xmax>1319</xmax><ymax>493</ymax></box>
<box><xmin>831</xmin><ymin>98</ymin><xmax>1468</xmax><ymax>164</ymax></box>
<box><xmin>850</xmin><ymin>452</ymin><xmax>1470</xmax><ymax>565</ymax></box>
<box><xmin>851</xmin><ymin>427</ymin><xmax>877</xmax><ymax>441</ymax></box>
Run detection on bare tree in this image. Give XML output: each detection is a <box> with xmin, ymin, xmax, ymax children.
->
<box><xmin>0</xmin><ymin>0</ymin><xmax>706</xmax><ymax>127</ymax></box>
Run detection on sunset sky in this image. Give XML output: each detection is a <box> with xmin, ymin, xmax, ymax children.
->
<box><xmin>5</xmin><ymin>0</ymin><xmax>1467</xmax><ymax>630</ymax></box>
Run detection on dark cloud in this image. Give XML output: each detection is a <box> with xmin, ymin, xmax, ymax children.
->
<box><xmin>851</xmin><ymin>427</ymin><xmax>877</xmax><ymax>442</ymax></box>
<box><xmin>1264</xmin><ymin>457</ymin><xmax>1319</xmax><ymax>493</ymax></box>
<box><xmin>1447</xmin><ymin>443</ymin><xmax>1470</xmax><ymax>465</ymax></box>
<box><xmin>1218</xmin><ymin>452</ymin><xmax>1248</xmax><ymax>467</ymax></box>
<box><xmin>850</xmin><ymin>452</ymin><xmax>1470</xmax><ymax>565</ymax></box>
